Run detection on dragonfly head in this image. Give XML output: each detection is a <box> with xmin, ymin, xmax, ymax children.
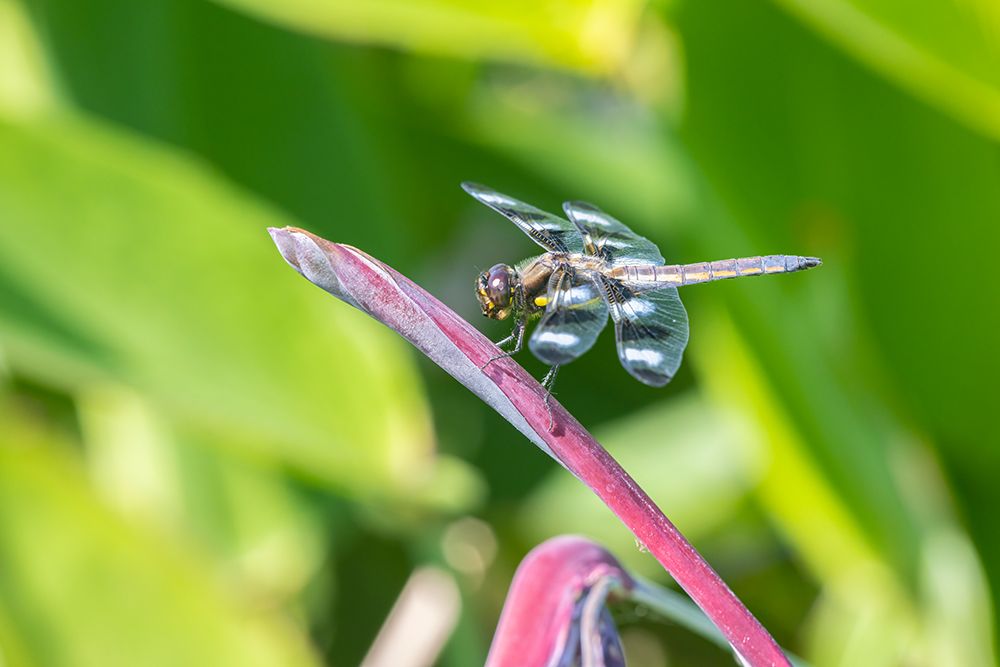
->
<box><xmin>476</xmin><ymin>263</ymin><xmax>516</xmax><ymax>320</ymax></box>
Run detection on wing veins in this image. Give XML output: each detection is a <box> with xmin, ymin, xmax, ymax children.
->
<box><xmin>563</xmin><ymin>201</ymin><xmax>664</xmax><ymax>266</ymax></box>
<box><xmin>598</xmin><ymin>274</ymin><xmax>689</xmax><ymax>386</ymax></box>
<box><xmin>462</xmin><ymin>182</ymin><xmax>585</xmax><ymax>254</ymax></box>
<box><xmin>529</xmin><ymin>267</ymin><xmax>609</xmax><ymax>366</ymax></box>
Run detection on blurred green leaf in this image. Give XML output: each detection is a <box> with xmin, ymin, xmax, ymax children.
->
<box><xmin>210</xmin><ymin>0</ymin><xmax>646</xmax><ymax>74</ymax></box>
<box><xmin>451</xmin><ymin>27</ymin><xmax>998</xmax><ymax>661</ymax></box>
<box><xmin>519</xmin><ymin>395</ymin><xmax>760</xmax><ymax>577</ymax></box>
<box><xmin>0</xmin><ymin>111</ymin><xmax>481</xmax><ymax>509</ymax></box>
<box><xmin>4</xmin><ymin>0</ymin><xmax>998</xmax><ymax>662</ymax></box>
<box><xmin>0</xmin><ymin>0</ymin><xmax>57</xmax><ymax>116</ymax></box>
<box><xmin>459</xmin><ymin>58</ymin><xmax>923</xmax><ymax>571</ymax></box>
<box><xmin>463</xmin><ymin>75</ymin><xmax>696</xmax><ymax>229</ymax></box>
<box><xmin>0</xmin><ymin>404</ymin><xmax>320</xmax><ymax>667</ymax></box>
<box><xmin>675</xmin><ymin>0</ymin><xmax>1000</xmax><ymax>658</ymax></box>
<box><xmin>75</xmin><ymin>384</ymin><xmax>329</xmax><ymax>600</ymax></box>
<box><xmin>768</xmin><ymin>0</ymin><xmax>1000</xmax><ymax>141</ymax></box>
<box><xmin>26</xmin><ymin>0</ymin><xmax>508</xmax><ymax>271</ymax></box>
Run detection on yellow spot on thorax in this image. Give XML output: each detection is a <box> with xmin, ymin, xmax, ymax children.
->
<box><xmin>534</xmin><ymin>296</ymin><xmax>548</xmax><ymax>308</ymax></box>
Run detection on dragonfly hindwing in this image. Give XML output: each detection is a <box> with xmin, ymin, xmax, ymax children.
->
<box><xmin>563</xmin><ymin>201</ymin><xmax>664</xmax><ymax>266</ymax></box>
<box><xmin>529</xmin><ymin>269</ymin><xmax>609</xmax><ymax>365</ymax></box>
<box><xmin>599</xmin><ymin>276</ymin><xmax>690</xmax><ymax>386</ymax></box>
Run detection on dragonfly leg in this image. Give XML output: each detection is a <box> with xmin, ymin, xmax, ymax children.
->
<box><xmin>493</xmin><ymin>321</ymin><xmax>524</xmax><ymax>353</ymax></box>
<box><xmin>541</xmin><ymin>364</ymin><xmax>559</xmax><ymax>391</ymax></box>
<box><xmin>480</xmin><ymin>319</ymin><xmax>525</xmax><ymax>370</ymax></box>
<box><xmin>507</xmin><ymin>320</ymin><xmax>526</xmax><ymax>354</ymax></box>
<box><xmin>541</xmin><ymin>365</ymin><xmax>559</xmax><ymax>431</ymax></box>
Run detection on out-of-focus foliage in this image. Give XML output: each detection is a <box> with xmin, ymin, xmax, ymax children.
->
<box><xmin>770</xmin><ymin>0</ymin><xmax>1000</xmax><ymax>141</ymax></box>
<box><xmin>210</xmin><ymin>0</ymin><xmax>647</xmax><ymax>75</ymax></box>
<box><xmin>0</xmin><ymin>112</ymin><xmax>478</xmax><ymax>508</ymax></box>
<box><xmin>0</xmin><ymin>403</ymin><xmax>320</xmax><ymax>667</ymax></box>
<box><xmin>0</xmin><ymin>0</ymin><xmax>996</xmax><ymax>665</ymax></box>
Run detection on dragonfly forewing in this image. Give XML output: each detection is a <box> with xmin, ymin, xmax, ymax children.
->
<box><xmin>529</xmin><ymin>269</ymin><xmax>609</xmax><ymax>366</ymax></box>
<box><xmin>563</xmin><ymin>201</ymin><xmax>664</xmax><ymax>266</ymax></box>
<box><xmin>464</xmin><ymin>183</ymin><xmax>820</xmax><ymax>388</ymax></box>
<box><xmin>462</xmin><ymin>182</ymin><xmax>586</xmax><ymax>254</ymax></box>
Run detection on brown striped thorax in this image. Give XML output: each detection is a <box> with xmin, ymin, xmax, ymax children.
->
<box><xmin>463</xmin><ymin>182</ymin><xmax>821</xmax><ymax>387</ymax></box>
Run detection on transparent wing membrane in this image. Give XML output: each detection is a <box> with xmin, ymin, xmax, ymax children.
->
<box><xmin>463</xmin><ymin>182</ymin><xmax>586</xmax><ymax>254</ymax></box>
<box><xmin>529</xmin><ymin>269</ymin><xmax>609</xmax><ymax>365</ymax></box>
<box><xmin>562</xmin><ymin>201</ymin><xmax>664</xmax><ymax>266</ymax></box>
<box><xmin>466</xmin><ymin>183</ymin><xmax>817</xmax><ymax>388</ymax></box>
<box><xmin>599</xmin><ymin>276</ymin><xmax>689</xmax><ymax>387</ymax></box>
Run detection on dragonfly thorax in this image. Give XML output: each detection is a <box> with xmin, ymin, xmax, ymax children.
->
<box><xmin>462</xmin><ymin>182</ymin><xmax>820</xmax><ymax>387</ymax></box>
<box><xmin>476</xmin><ymin>263</ymin><xmax>518</xmax><ymax>320</ymax></box>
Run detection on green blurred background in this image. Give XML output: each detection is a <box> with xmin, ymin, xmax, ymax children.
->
<box><xmin>0</xmin><ymin>0</ymin><xmax>998</xmax><ymax>665</ymax></box>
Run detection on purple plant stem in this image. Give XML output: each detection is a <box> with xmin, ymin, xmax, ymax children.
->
<box><xmin>269</xmin><ymin>227</ymin><xmax>790</xmax><ymax>667</ymax></box>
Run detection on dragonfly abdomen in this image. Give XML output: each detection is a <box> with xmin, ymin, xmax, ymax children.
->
<box><xmin>610</xmin><ymin>255</ymin><xmax>821</xmax><ymax>287</ymax></box>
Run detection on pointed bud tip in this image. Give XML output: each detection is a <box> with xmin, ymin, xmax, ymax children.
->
<box><xmin>267</xmin><ymin>226</ymin><xmax>314</xmax><ymax>274</ymax></box>
<box><xmin>267</xmin><ymin>226</ymin><xmax>303</xmax><ymax>242</ymax></box>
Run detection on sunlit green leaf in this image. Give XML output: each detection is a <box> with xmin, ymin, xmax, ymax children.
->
<box><xmin>459</xmin><ymin>59</ymin><xmax>922</xmax><ymax>568</ymax></box>
<box><xmin>0</xmin><ymin>406</ymin><xmax>320</xmax><ymax>667</ymax></box>
<box><xmin>0</xmin><ymin>0</ymin><xmax>58</xmax><ymax>116</ymax></box>
<box><xmin>76</xmin><ymin>384</ymin><xmax>328</xmax><ymax>600</ymax></box>
<box><xmin>0</xmin><ymin>111</ymin><xmax>481</xmax><ymax>509</ymax></box>
<box><xmin>674</xmin><ymin>0</ymin><xmax>999</xmax><ymax>659</ymax></box>
<box><xmin>4</xmin><ymin>0</ymin><xmax>997</xmax><ymax>661</ymax></box>
<box><xmin>463</xmin><ymin>76</ymin><xmax>696</xmax><ymax>229</ymax></box>
<box><xmin>211</xmin><ymin>0</ymin><xmax>646</xmax><ymax>74</ymax></box>
<box><xmin>767</xmin><ymin>0</ymin><xmax>1000</xmax><ymax>141</ymax></box>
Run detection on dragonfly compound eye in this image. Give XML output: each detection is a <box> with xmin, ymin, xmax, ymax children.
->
<box><xmin>462</xmin><ymin>182</ymin><xmax>821</xmax><ymax>387</ymax></box>
<box><xmin>476</xmin><ymin>264</ymin><xmax>515</xmax><ymax>320</ymax></box>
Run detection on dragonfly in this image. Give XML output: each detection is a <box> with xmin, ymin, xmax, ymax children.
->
<box><xmin>466</xmin><ymin>182</ymin><xmax>821</xmax><ymax>388</ymax></box>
